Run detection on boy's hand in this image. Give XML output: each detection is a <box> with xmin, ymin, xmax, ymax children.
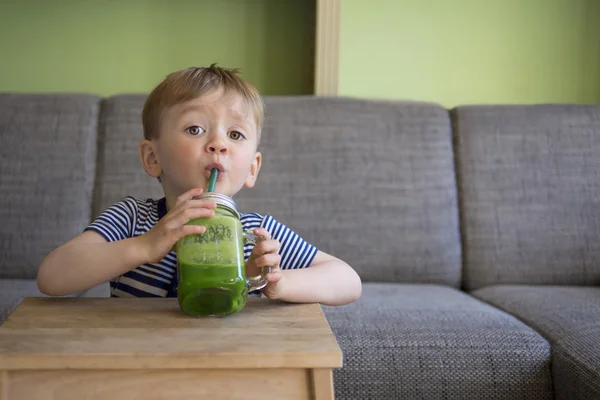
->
<box><xmin>140</xmin><ymin>188</ymin><xmax>216</xmax><ymax>263</ymax></box>
<box><xmin>245</xmin><ymin>228</ymin><xmax>285</xmax><ymax>299</ymax></box>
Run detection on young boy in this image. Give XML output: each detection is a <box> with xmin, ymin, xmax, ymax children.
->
<box><xmin>37</xmin><ymin>65</ymin><xmax>362</xmax><ymax>306</ymax></box>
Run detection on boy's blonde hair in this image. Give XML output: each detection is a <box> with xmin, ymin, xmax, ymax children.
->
<box><xmin>142</xmin><ymin>64</ymin><xmax>264</xmax><ymax>141</ymax></box>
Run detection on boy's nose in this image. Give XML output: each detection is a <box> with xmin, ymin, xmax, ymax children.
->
<box><xmin>205</xmin><ymin>136</ymin><xmax>228</xmax><ymax>154</ymax></box>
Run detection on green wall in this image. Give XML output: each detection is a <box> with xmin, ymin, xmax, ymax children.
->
<box><xmin>0</xmin><ymin>0</ymin><xmax>315</xmax><ymax>96</ymax></box>
<box><xmin>4</xmin><ymin>0</ymin><xmax>599</xmax><ymax>105</ymax></box>
<box><xmin>339</xmin><ymin>0</ymin><xmax>600</xmax><ymax>107</ymax></box>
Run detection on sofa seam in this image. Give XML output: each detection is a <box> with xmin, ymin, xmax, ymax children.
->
<box><xmin>449</xmin><ymin>107</ymin><xmax>470</xmax><ymax>292</ymax></box>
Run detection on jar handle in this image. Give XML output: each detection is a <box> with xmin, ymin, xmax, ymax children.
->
<box><xmin>244</xmin><ymin>230</ymin><xmax>271</xmax><ymax>291</ymax></box>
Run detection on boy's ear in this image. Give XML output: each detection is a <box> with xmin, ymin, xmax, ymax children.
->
<box><xmin>139</xmin><ymin>140</ymin><xmax>162</xmax><ymax>178</ymax></box>
<box><xmin>244</xmin><ymin>151</ymin><xmax>262</xmax><ymax>188</ymax></box>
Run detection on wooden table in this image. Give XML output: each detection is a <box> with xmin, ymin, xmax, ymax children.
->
<box><xmin>0</xmin><ymin>297</ymin><xmax>342</xmax><ymax>400</ymax></box>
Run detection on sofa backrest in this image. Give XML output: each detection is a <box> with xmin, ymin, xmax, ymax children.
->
<box><xmin>7</xmin><ymin>92</ymin><xmax>599</xmax><ymax>290</ymax></box>
<box><xmin>0</xmin><ymin>93</ymin><xmax>101</xmax><ymax>279</ymax></box>
<box><xmin>93</xmin><ymin>95</ymin><xmax>462</xmax><ymax>287</ymax></box>
<box><xmin>453</xmin><ymin>105</ymin><xmax>600</xmax><ymax>290</ymax></box>
<box><xmin>92</xmin><ymin>95</ymin><xmax>163</xmax><ymax>217</ymax></box>
<box><xmin>237</xmin><ymin>97</ymin><xmax>462</xmax><ymax>286</ymax></box>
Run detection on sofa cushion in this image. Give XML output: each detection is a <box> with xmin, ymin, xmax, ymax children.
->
<box><xmin>0</xmin><ymin>279</ymin><xmax>109</xmax><ymax>325</ymax></box>
<box><xmin>453</xmin><ymin>105</ymin><xmax>600</xmax><ymax>290</ymax></box>
<box><xmin>472</xmin><ymin>285</ymin><xmax>600</xmax><ymax>400</ymax></box>
<box><xmin>0</xmin><ymin>94</ymin><xmax>101</xmax><ymax>279</ymax></box>
<box><xmin>322</xmin><ymin>283</ymin><xmax>553</xmax><ymax>400</ymax></box>
<box><xmin>0</xmin><ymin>279</ymin><xmax>35</xmax><ymax>324</ymax></box>
<box><xmin>93</xmin><ymin>95</ymin><xmax>163</xmax><ymax>217</ymax></box>
<box><xmin>95</xmin><ymin>96</ymin><xmax>461</xmax><ymax>286</ymax></box>
<box><xmin>236</xmin><ymin>97</ymin><xmax>461</xmax><ymax>286</ymax></box>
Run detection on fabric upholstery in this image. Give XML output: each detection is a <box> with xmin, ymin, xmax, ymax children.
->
<box><xmin>0</xmin><ymin>93</ymin><xmax>100</xmax><ymax>279</ymax></box>
<box><xmin>323</xmin><ymin>283</ymin><xmax>553</xmax><ymax>400</ymax></box>
<box><xmin>235</xmin><ymin>97</ymin><xmax>462</xmax><ymax>286</ymax></box>
<box><xmin>93</xmin><ymin>94</ymin><xmax>163</xmax><ymax>217</ymax></box>
<box><xmin>95</xmin><ymin>95</ymin><xmax>461</xmax><ymax>286</ymax></box>
<box><xmin>472</xmin><ymin>285</ymin><xmax>600</xmax><ymax>400</ymax></box>
<box><xmin>453</xmin><ymin>105</ymin><xmax>600</xmax><ymax>290</ymax></box>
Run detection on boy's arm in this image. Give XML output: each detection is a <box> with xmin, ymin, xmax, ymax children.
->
<box><xmin>275</xmin><ymin>251</ymin><xmax>362</xmax><ymax>306</ymax></box>
<box><xmin>37</xmin><ymin>187</ymin><xmax>216</xmax><ymax>297</ymax></box>
<box><xmin>37</xmin><ymin>230</ymin><xmax>150</xmax><ymax>296</ymax></box>
<box><xmin>246</xmin><ymin>227</ymin><xmax>362</xmax><ymax>306</ymax></box>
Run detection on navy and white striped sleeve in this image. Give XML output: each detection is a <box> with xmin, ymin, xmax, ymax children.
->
<box><xmin>84</xmin><ymin>197</ymin><xmax>137</xmax><ymax>242</ymax></box>
<box><xmin>262</xmin><ymin>215</ymin><xmax>318</xmax><ymax>270</ymax></box>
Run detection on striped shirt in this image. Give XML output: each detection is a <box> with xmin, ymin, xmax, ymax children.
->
<box><xmin>84</xmin><ymin>196</ymin><xmax>318</xmax><ymax>298</ymax></box>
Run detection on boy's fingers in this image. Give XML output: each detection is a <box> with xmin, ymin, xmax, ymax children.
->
<box><xmin>169</xmin><ymin>207</ymin><xmax>215</xmax><ymax>229</ymax></box>
<box><xmin>266</xmin><ymin>269</ymin><xmax>282</xmax><ymax>283</ymax></box>
<box><xmin>189</xmin><ymin>199</ymin><xmax>217</xmax><ymax>209</ymax></box>
<box><xmin>253</xmin><ymin>228</ymin><xmax>271</xmax><ymax>241</ymax></box>
<box><xmin>252</xmin><ymin>239</ymin><xmax>280</xmax><ymax>255</ymax></box>
<box><xmin>174</xmin><ymin>188</ymin><xmax>204</xmax><ymax>208</ymax></box>
<box><xmin>266</xmin><ymin>264</ymin><xmax>282</xmax><ymax>281</ymax></box>
<box><xmin>253</xmin><ymin>253</ymin><xmax>281</xmax><ymax>269</ymax></box>
<box><xmin>169</xmin><ymin>199</ymin><xmax>216</xmax><ymax>219</ymax></box>
<box><xmin>179</xmin><ymin>224</ymin><xmax>206</xmax><ymax>237</ymax></box>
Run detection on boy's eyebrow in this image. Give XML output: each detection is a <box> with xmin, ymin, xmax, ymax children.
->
<box><xmin>228</xmin><ymin>108</ymin><xmax>249</xmax><ymax>122</ymax></box>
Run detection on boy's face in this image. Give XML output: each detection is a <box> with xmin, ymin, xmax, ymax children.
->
<box><xmin>140</xmin><ymin>87</ymin><xmax>262</xmax><ymax>200</ymax></box>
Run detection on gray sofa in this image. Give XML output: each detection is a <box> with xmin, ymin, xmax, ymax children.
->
<box><xmin>1</xmin><ymin>93</ymin><xmax>599</xmax><ymax>400</ymax></box>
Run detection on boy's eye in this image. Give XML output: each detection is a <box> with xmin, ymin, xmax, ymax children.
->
<box><xmin>185</xmin><ymin>126</ymin><xmax>205</xmax><ymax>136</ymax></box>
<box><xmin>229</xmin><ymin>131</ymin><xmax>245</xmax><ymax>141</ymax></box>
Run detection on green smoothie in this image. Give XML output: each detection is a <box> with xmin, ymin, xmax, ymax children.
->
<box><xmin>176</xmin><ymin>211</ymin><xmax>248</xmax><ymax>317</ymax></box>
<box><xmin>177</xmin><ymin>263</ymin><xmax>247</xmax><ymax>316</ymax></box>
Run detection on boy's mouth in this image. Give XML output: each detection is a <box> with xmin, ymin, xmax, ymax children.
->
<box><xmin>204</xmin><ymin>163</ymin><xmax>226</xmax><ymax>180</ymax></box>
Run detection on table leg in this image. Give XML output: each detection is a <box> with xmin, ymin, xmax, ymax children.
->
<box><xmin>310</xmin><ymin>368</ymin><xmax>334</xmax><ymax>400</ymax></box>
<box><xmin>1</xmin><ymin>370</ymin><xmax>7</xmax><ymax>400</ymax></box>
